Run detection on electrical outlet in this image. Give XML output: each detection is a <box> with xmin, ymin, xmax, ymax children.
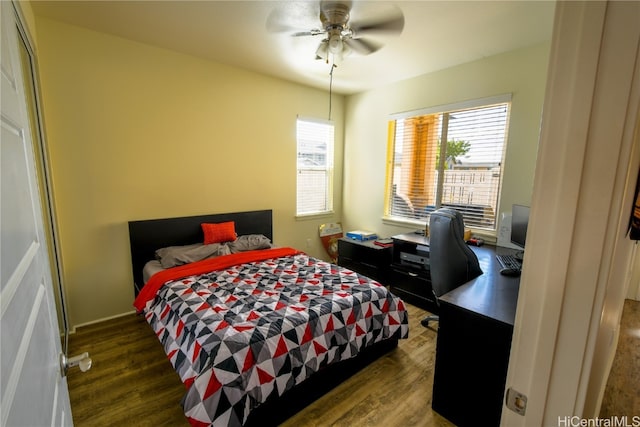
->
<box><xmin>306</xmin><ymin>238</ymin><xmax>311</xmax><ymax>248</ymax></box>
<box><xmin>498</xmin><ymin>212</ymin><xmax>512</xmax><ymax>242</ymax></box>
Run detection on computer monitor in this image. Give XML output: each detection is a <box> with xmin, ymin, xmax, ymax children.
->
<box><xmin>511</xmin><ymin>204</ymin><xmax>529</xmax><ymax>260</ymax></box>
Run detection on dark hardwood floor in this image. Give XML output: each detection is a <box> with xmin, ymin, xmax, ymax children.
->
<box><xmin>67</xmin><ymin>303</ymin><xmax>454</xmax><ymax>426</ymax></box>
<box><xmin>67</xmin><ymin>313</ymin><xmax>187</xmax><ymax>426</ymax></box>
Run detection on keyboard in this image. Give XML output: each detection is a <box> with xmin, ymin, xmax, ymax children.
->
<box><xmin>496</xmin><ymin>254</ymin><xmax>522</xmax><ymax>271</ymax></box>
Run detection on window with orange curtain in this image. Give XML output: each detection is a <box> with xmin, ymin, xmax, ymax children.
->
<box><xmin>384</xmin><ymin>96</ymin><xmax>511</xmax><ymax>231</ymax></box>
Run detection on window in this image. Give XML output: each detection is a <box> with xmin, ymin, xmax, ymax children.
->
<box><xmin>296</xmin><ymin>117</ymin><xmax>334</xmax><ymax>216</ymax></box>
<box><xmin>385</xmin><ymin>96</ymin><xmax>511</xmax><ymax>230</ymax></box>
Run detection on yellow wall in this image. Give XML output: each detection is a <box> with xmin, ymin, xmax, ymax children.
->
<box><xmin>16</xmin><ymin>1</ymin><xmax>38</xmax><ymax>45</ymax></box>
<box><xmin>33</xmin><ymin>14</ymin><xmax>549</xmax><ymax>329</ymax></box>
<box><xmin>34</xmin><ymin>17</ymin><xmax>344</xmax><ymax>329</ymax></box>
<box><xmin>342</xmin><ymin>42</ymin><xmax>550</xmax><ymax>241</ymax></box>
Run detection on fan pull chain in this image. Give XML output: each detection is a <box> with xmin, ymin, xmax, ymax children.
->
<box><xmin>328</xmin><ymin>62</ymin><xmax>336</xmax><ymax>121</ymax></box>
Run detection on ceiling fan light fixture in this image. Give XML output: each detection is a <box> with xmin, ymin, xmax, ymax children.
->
<box><xmin>328</xmin><ymin>32</ymin><xmax>343</xmax><ymax>54</ymax></box>
<box><xmin>315</xmin><ymin>40</ymin><xmax>329</xmax><ymax>60</ymax></box>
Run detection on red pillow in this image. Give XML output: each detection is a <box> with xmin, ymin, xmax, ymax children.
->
<box><xmin>202</xmin><ymin>221</ymin><xmax>237</xmax><ymax>244</ymax></box>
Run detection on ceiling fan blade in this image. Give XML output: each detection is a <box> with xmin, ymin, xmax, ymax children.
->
<box><xmin>292</xmin><ymin>29</ymin><xmax>326</xmax><ymax>37</ymax></box>
<box><xmin>343</xmin><ymin>37</ymin><xmax>382</xmax><ymax>55</ymax></box>
<box><xmin>350</xmin><ymin>7</ymin><xmax>404</xmax><ymax>36</ymax></box>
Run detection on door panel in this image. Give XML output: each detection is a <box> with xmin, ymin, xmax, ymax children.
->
<box><xmin>1</xmin><ymin>2</ymin><xmax>73</xmax><ymax>425</ymax></box>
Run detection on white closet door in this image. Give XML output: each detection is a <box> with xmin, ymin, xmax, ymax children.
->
<box><xmin>1</xmin><ymin>2</ymin><xmax>73</xmax><ymax>425</ymax></box>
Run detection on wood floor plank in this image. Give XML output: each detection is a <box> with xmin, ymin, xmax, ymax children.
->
<box><xmin>67</xmin><ymin>303</ymin><xmax>454</xmax><ymax>426</ymax></box>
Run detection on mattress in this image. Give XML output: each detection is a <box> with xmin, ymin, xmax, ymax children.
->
<box><xmin>142</xmin><ymin>260</ymin><xmax>164</xmax><ymax>284</ymax></box>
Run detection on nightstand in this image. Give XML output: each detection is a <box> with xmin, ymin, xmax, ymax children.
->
<box><xmin>337</xmin><ymin>238</ymin><xmax>392</xmax><ymax>284</ymax></box>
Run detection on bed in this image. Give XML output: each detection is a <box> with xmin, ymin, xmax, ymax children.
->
<box><xmin>128</xmin><ymin>209</ymin><xmax>409</xmax><ymax>426</ymax></box>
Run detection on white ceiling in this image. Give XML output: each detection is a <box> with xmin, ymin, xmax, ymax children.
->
<box><xmin>31</xmin><ymin>0</ymin><xmax>556</xmax><ymax>95</ymax></box>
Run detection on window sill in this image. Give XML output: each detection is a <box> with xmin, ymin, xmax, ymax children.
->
<box><xmin>382</xmin><ymin>216</ymin><xmax>497</xmax><ymax>243</ymax></box>
<box><xmin>296</xmin><ymin>211</ymin><xmax>336</xmax><ymax>221</ymax></box>
<box><xmin>382</xmin><ymin>216</ymin><xmax>427</xmax><ymax>229</ymax></box>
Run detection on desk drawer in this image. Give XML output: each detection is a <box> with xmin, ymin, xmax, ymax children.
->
<box><xmin>388</xmin><ymin>267</ymin><xmax>436</xmax><ymax>306</ymax></box>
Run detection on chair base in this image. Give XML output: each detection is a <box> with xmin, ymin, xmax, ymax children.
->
<box><xmin>421</xmin><ymin>314</ymin><xmax>439</xmax><ymax>328</ymax></box>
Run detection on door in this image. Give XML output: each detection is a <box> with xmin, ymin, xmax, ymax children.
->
<box><xmin>501</xmin><ymin>0</ymin><xmax>640</xmax><ymax>424</ymax></box>
<box><xmin>1</xmin><ymin>1</ymin><xmax>73</xmax><ymax>425</ymax></box>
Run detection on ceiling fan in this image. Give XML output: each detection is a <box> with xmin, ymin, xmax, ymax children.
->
<box><xmin>267</xmin><ymin>1</ymin><xmax>404</xmax><ymax>64</ymax></box>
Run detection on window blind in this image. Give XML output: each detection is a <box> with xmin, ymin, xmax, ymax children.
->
<box><xmin>296</xmin><ymin>118</ymin><xmax>334</xmax><ymax>216</ymax></box>
<box><xmin>385</xmin><ymin>100</ymin><xmax>510</xmax><ymax>230</ymax></box>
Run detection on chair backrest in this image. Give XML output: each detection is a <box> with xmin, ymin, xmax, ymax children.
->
<box><xmin>429</xmin><ymin>208</ymin><xmax>483</xmax><ymax>299</ymax></box>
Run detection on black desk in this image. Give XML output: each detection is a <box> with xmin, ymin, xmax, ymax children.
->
<box><xmin>431</xmin><ymin>245</ymin><xmax>520</xmax><ymax>427</ymax></box>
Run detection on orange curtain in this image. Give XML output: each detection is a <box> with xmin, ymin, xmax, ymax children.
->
<box><xmin>406</xmin><ymin>115</ymin><xmax>438</xmax><ymax>210</ymax></box>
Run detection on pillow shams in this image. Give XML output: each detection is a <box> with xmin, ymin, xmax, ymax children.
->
<box><xmin>154</xmin><ymin>234</ymin><xmax>272</xmax><ymax>268</ymax></box>
<box><xmin>155</xmin><ymin>243</ymin><xmax>230</xmax><ymax>269</ymax></box>
<box><xmin>227</xmin><ymin>234</ymin><xmax>272</xmax><ymax>253</ymax></box>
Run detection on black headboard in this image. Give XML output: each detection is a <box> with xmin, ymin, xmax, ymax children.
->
<box><xmin>128</xmin><ymin>209</ymin><xmax>273</xmax><ymax>295</ymax></box>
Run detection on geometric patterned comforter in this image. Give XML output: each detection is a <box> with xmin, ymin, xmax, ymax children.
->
<box><xmin>139</xmin><ymin>248</ymin><xmax>409</xmax><ymax>427</ymax></box>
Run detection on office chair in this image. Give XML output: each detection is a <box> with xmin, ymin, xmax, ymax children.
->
<box><xmin>421</xmin><ymin>208</ymin><xmax>483</xmax><ymax>328</ymax></box>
